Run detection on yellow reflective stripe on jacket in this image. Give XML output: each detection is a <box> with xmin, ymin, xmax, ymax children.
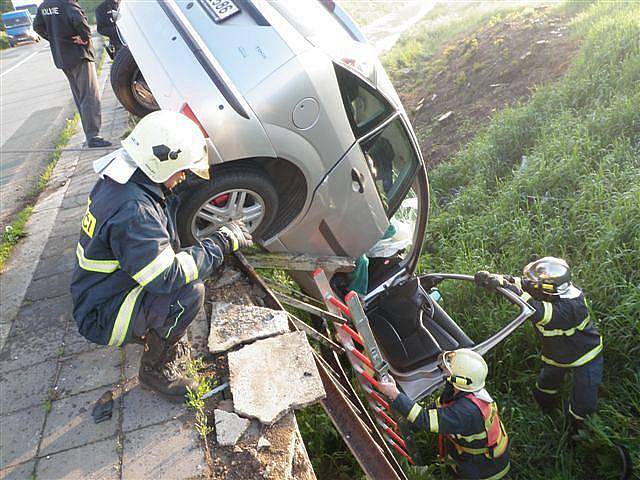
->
<box><xmin>108</xmin><ymin>285</ymin><xmax>144</xmax><ymax>346</ymax></box>
<box><xmin>407</xmin><ymin>403</ymin><xmax>422</xmax><ymax>423</ymax></box>
<box><xmin>428</xmin><ymin>409</ymin><xmax>439</xmax><ymax>433</ymax></box>
<box><xmin>76</xmin><ymin>244</ymin><xmax>120</xmax><ymax>273</ymax></box>
<box><xmin>493</xmin><ymin>422</ymin><xmax>509</xmax><ymax>457</ymax></box>
<box><xmin>520</xmin><ymin>291</ymin><xmax>532</xmax><ymax>303</ymax></box>
<box><xmin>538</xmin><ymin>302</ymin><xmax>553</xmax><ymax>326</ymax></box>
<box><xmin>454</xmin><ymin>431</ymin><xmax>487</xmax><ymax>442</ymax></box>
<box><xmin>176</xmin><ymin>251</ymin><xmax>198</xmax><ymax>284</ymax></box>
<box><xmin>484</xmin><ymin>462</ymin><xmax>510</xmax><ymax>480</ymax></box>
<box><xmin>542</xmin><ymin>337</ymin><xmax>603</xmax><ymax>368</ymax></box>
<box><xmin>132</xmin><ymin>246</ymin><xmax>175</xmax><ymax>286</ymax></box>
<box><xmin>537</xmin><ymin>315</ymin><xmax>592</xmax><ymax>337</ymax></box>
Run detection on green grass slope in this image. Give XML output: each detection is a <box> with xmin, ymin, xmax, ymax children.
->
<box><xmin>420</xmin><ymin>2</ymin><xmax>639</xmax><ymax>478</ymax></box>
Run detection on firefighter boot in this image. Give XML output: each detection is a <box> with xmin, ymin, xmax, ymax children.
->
<box><xmin>166</xmin><ymin>334</ymin><xmax>192</xmax><ymax>373</ymax></box>
<box><xmin>139</xmin><ymin>330</ymin><xmax>198</xmax><ymax>403</ymax></box>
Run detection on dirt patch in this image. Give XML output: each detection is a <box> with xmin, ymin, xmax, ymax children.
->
<box><xmin>393</xmin><ymin>6</ymin><xmax>581</xmax><ymax>166</ymax></box>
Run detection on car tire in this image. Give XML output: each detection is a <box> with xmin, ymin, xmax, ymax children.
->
<box><xmin>177</xmin><ymin>167</ymin><xmax>279</xmax><ymax>245</ymax></box>
<box><xmin>110</xmin><ymin>46</ymin><xmax>159</xmax><ymax>118</ymax></box>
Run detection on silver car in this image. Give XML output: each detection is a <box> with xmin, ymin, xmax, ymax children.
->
<box><xmin>112</xmin><ymin>0</ymin><xmax>429</xmax><ymax>276</ymax></box>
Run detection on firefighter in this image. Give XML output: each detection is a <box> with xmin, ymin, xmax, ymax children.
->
<box><xmin>475</xmin><ymin>257</ymin><xmax>603</xmax><ymax>431</ymax></box>
<box><xmin>95</xmin><ymin>0</ymin><xmax>122</xmax><ymax>59</ymax></box>
<box><xmin>70</xmin><ymin>110</ymin><xmax>252</xmax><ymax>402</ymax></box>
<box><xmin>34</xmin><ymin>0</ymin><xmax>111</xmax><ymax>148</ymax></box>
<box><xmin>379</xmin><ymin>349</ymin><xmax>511</xmax><ymax>480</ymax></box>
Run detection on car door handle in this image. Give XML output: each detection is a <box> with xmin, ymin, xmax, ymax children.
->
<box><xmin>351</xmin><ymin>168</ymin><xmax>365</xmax><ymax>194</ymax></box>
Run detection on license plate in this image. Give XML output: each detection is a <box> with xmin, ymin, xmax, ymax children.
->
<box><xmin>202</xmin><ymin>0</ymin><xmax>240</xmax><ymax>23</ymax></box>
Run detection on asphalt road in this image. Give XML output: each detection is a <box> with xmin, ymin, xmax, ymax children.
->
<box><xmin>0</xmin><ymin>40</ymin><xmax>75</xmax><ymax>229</ymax></box>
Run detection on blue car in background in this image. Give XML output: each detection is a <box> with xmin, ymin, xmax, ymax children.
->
<box><xmin>2</xmin><ymin>9</ymin><xmax>41</xmax><ymax>47</ymax></box>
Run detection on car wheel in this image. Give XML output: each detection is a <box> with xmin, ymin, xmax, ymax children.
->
<box><xmin>177</xmin><ymin>167</ymin><xmax>279</xmax><ymax>245</ymax></box>
<box><xmin>110</xmin><ymin>46</ymin><xmax>159</xmax><ymax>118</ymax></box>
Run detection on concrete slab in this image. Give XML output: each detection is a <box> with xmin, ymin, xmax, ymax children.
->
<box><xmin>39</xmin><ymin>233</ymin><xmax>77</xmax><ymax>261</ymax></box>
<box><xmin>40</xmin><ymin>388</ymin><xmax>121</xmax><ymax>456</ymax></box>
<box><xmin>35</xmin><ymin>438</ymin><xmax>119</xmax><ymax>480</ymax></box>
<box><xmin>32</xmin><ymin>251</ymin><xmax>76</xmax><ymax>280</ymax></box>
<box><xmin>57</xmin><ymin>348</ymin><xmax>122</xmax><ymax>398</ymax></box>
<box><xmin>122</xmin><ymin>385</ymin><xmax>186</xmax><ymax>433</ymax></box>
<box><xmin>62</xmin><ymin>328</ymin><xmax>101</xmax><ymax>357</ymax></box>
<box><xmin>229</xmin><ymin>331</ymin><xmax>325</xmax><ymax>424</ymax></box>
<box><xmin>122</xmin><ymin>420</ymin><xmax>205</xmax><ymax>479</ymax></box>
<box><xmin>0</xmin><ymin>405</ymin><xmax>46</xmax><ymax>468</ymax></box>
<box><xmin>0</xmin><ymin>360</ymin><xmax>57</xmax><ymax>415</ymax></box>
<box><xmin>24</xmin><ymin>271</ymin><xmax>74</xmax><ymax>302</ymax></box>
<box><xmin>208</xmin><ymin>303</ymin><xmax>289</xmax><ymax>354</ymax></box>
<box><xmin>214</xmin><ymin>409</ymin><xmax>250</xmax><ymax>446</ymax></box>
<box><xmin>10</xmin><ymin>295</ymin><xmax>71</xmax><ymax>337</ymax></box>
<box><xmin>0</xmin><ymin>460</ymin><xmax>35</xmax><ymax>480</ymax></box>
<box><xmin>0</xmin><ymin>327</ymin><xmax>65</xmax><ymax>374</ymax></box>
<box><xmin>122</xmin><ymin>343</ymin><xmax>142</xmax><ymax>381</ymax></box>
<box><xmin>188</xmin><ymin>309</ymin><xmax>209</xmax><ymax>359</ymax></box>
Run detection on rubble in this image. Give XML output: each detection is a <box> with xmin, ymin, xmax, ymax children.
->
<box><xmin>208</xmin><ymin>303</ymin><xmax>289</xmax><ymax>354</ymax></box>
<box><xmin>214</xmin><ymin>409</ymin><xmax>250</xmax><ymax>446</ymax></box>
<box><xmin>228</xmin><ymin>331</ymin><xmax>325</xmax><ymax>424</ymax></box>
<box><xmin>257</xmin><ymin>436</ymin><xmax>271</xmax><ymax>450</ymax></box>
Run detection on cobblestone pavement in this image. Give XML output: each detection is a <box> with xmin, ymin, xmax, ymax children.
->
<box><xmin>0</xmin><ymin>64</ymin><xmax>205</xmax><ymax>480</ymax></box>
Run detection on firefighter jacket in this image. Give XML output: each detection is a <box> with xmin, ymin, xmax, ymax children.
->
<box><xmin>71</xmin><ymin>170</ymin><xmax>225</xmax><ymax>346</ymax></box>
<box><xmin>392</xmin><ymin>384</ymin><xmax>510</xmax><ymax>480</ymax></box>
<box><xmin>511</xmin><ymin>280</ymin><xmax>603</xmax><ymax>368</ymax></box>
<box><xmin>34</xmin><ymin>0</ymin><xmax>95</xmax><ymax>70</ymax></box>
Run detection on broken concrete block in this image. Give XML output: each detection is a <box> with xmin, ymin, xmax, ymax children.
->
<box><xmin>208</xmin><ymin>303</ymin><xmax>289</xmax><ymax>354</ymax></box>
<box><xmin>229</xmin><ymin>331</ymin><xmax>325</xmax><ymax>424</ymax></box>
<box><xmin>213</xmin><ymin>267</ymin><xmax>243</xmax><ymax>289</ymax></box>
<box><xmin>215</xmin><ymin>409</ymin><xmax>250</xmax><ymax>446</ymax></box>
<box><xmin>257</xmin><ymin>436</ymin><xmax>271</xmax><ymax>450</ymax></box>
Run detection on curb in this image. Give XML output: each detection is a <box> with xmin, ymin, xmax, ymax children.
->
<box><xmin>0</xmin><ymin>51</ymin><xmax>111</xmax><ymax>351</ymax></box>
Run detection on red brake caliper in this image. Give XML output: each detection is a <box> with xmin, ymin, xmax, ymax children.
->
<box><xmin>211</xmin><ymin>194</ymin><xmax>229</xmax><ymax>207</ymax></box>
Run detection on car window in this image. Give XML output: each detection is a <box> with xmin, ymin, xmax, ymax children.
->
<box><xmin>361</xmin><ymin>118</ymin><xmax>419</xmax><ymax>215</ymax></box>
<box><xmin>2</xmin><ymin>15</ymin><xmax>29</xmax><ymax>27</ymax></box>
<box><xmin>334</xmin><ymin>63</ymin><xmax>395</xmax><ymax>138</ymax></box>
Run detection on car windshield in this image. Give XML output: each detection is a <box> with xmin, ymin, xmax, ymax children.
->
<box><xmin>2</xmin><ymin>15</ymin><xmax>30</xmax><ymax>27</ymax></box>
<box><xmin>334</xmin><ymin>63</ymin><xmax>395</xmax><ymax>138</ymax></box>
<box><xmin>360</xmin><ymin>118</ymin><xmax>419</xmax><ymax>216</ymax></box>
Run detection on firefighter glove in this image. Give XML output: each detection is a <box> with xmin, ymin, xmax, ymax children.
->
<box><xmin>215</xmin><ymin>221</ymin><xmax>253</xmax><ymax>254</ymax></box>
<box><xmin>474</xmin><ymin>271</ymin><xmax>504</xmax><ymax>290</ymax></box>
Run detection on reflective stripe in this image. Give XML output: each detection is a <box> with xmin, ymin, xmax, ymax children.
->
<box><xmin>539</xmin><ymin>302</ymin><xmax>553</xmax><ymax>326</ymax></box>
<box><xmin>165</xmin><ymin>300</ymin><xmax>185</xmax><ymax>339</ymax></box>
<box><xmin>537</xmin><ymin>315</ymin><xmax>591</xmax><ymax>337</ymax></box>
<box><xmin>76</xmin><ymin>244</ymin><xmax>120</xmax><ymax>273</ymax></box>
<box><xmin>455</xmin><ymin>431</ymin><xmax>487</xmax><ymax>442</ymax></box>
<box><xmin>520</xmin><ymin>291</ymin><xmax>532</xmax><ymax>303</ymax></box>
<box><xmin>428</xmin><ymin>409</ymin><xmax>439</xmax><ymax>433</ymax></box>
<box><xmin>542</xmin><ymin>338</ymin><xmax>603</xmax><ymax>367</ymax></box>
<box><xmin>568</xmin><ymin>404</ymin><xmax>585</xmax><ymax>421</ymax></box>
<box><xmin>535</xmin><ymin>382</ymin><xmax>559</xmax><ymax>395</ymax></box>
<box><xmin>108</xmin><ymin>285</ymin><xmax>144</xmax><ymax>346</ymax></box>
<box><xmin>132</xmin><ymin>246</ymin><xmax>175</xmax><ymax>286</ymax></box>
<box><xmin>176</xmin><ymin>251</ymin><xmax>198</xmax><ymax>284</ymax></box>
<box><xmin>407</xmin><ymin>403</ymin><xmax>422</xmax><ymax>423</ymax></box>
<box><xmin>456</xmin><ymin>444</ymin><xmax>488</xmax><ymax>455</ymax></box>
<box><xmin>493</xmin><ymin>422</ymin><xmax>509</xmax><ymax>457</ymax></box>
<box><xmin>484</xmin><ymin>462</ymin><xmax>510</xmax><ymax>480</ymax></box>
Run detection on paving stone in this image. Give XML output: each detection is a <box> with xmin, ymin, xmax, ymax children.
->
<box><xmin>122</xmin><ymin>420</ymin><xmax>205</xmax><ymax>479</ymax></box>
<box><xmin>208</xmin><ymin>303</ymin><xmax>289</xmax><ymax>354</ymax></box>
<box><xmin>54</xmin><ymin>204</ymin><xmax>86</xmax><ymax>224</ymax></box>
<box><xmin>122</xmin><ymin>385</ymin><xmax>186</xmax><ymax>432</ymax></box>
<box><xmin>10</xmin><ymin>295</ymin><xmax>71</xmax><ymax>337</ymax></box>
<box><xmin>0</xmin><ymin>360</ymin><xmax>57</xmax><ymax>415</ymax></box>
<box><xmin>61</xmin><ymin>192</ymin><xmax>91</xmax><ymax>210</ymax></box>
<box><xmin>40</xmin><ymin>233</ymin><xmax>77</xmax><ymax>260</ymax></box>
<box><xmin>0</xmin><ymin>327</ymin><xmax>65</xmax><ymax>373</ymax></box>
<box><xmin>0</xmin><ymin>460</ymin><xmax>35</xmax><ymax>480</ymax></box>
<box><xmin>122</xmin><ymin>343</ymin><xmax>142</xmax><ymax>381</ymax></box>
<box><xmin>40</xmin><ymin>388</ymin><xmax>121</xmax><ymax>455</ymax></box>
<box><xmin>214</xmin><ymin>409</ymin><xmax>250</xmax><ymax>446</ymax></box>
<box><xmin>57</xmin><ymin>348</ymin><xmax>121</xmax><ymax>397</ymax></box>
<box><xmin>0</xmin><ymin>405</ymin><xmax>46</xmax><ymax>468</ymax></box>
<box><xmin>36</xmin><ymin>438</ymin><xmax>119</xmax><ymax>480</ymax></box>
<box><xmin>24</xmin><ymin>271</ymin><xmax>74</xmax><ymax>302</ymax></box>
<box><xmin>62</xmin><ymin>328</ymin><xmax>101</xmax><ymax>357</ymax></box>
<box><xmin>229</xmin><ymin>331</ymin><xmax>325</xmax><ymax>424</ymax></box>
<box><xmin>33</xmin><ymin>251</ymin><xmax>76</xmax><ymax>280</ymax></box>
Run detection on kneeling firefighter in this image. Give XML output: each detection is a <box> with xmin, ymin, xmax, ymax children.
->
<box><xmin>379</xmin><ymin>349</ymin><xmax>511</xmax><ymax>480</ymax></box>
<box><xmin>71</xmin><ymin>110</ymin><xmax>252</xmax><ymax>402</ymax></box>
<box><xmin>475</xmin><ymin>257</ymin><xmax>603</xmax><ymax>432</ymax></box>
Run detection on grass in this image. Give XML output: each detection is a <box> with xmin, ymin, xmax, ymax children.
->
<box><xmin>0</xmin><ymin>31</ymin><xmax>9</xmax><ymax>50</ymax></box>
<box><xmin>0</xmin><ymin>206</ymin><xmax>33</xmax><ymax>270</ymax></box>
<box><xmin>415</xmin><ymin>2</ymin><xmax>640</xmax><ymax>478</ymax></box>
<box><xmin>186</xmin><ymin>358</ymin><xmax>214</xmax><ymax>441</ymax></box>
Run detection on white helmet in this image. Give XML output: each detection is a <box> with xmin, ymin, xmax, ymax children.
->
<box><xmin>94</xmin><ymin>110</ymin><xmax>209</xmax><ymax>184</ymax></box>
<box><xmin>441</xmin><ymin>348</ymin><xmax>488</xmax><ymax>393</ymax></box>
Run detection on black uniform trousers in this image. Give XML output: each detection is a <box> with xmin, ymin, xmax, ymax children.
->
<box><xmin>133</xmin><ymin>281</ymin><xmax>205</xmax><ymax>342</ymax></box>
<box><xmin>63</xmin><ymin>59</ymin><xmax>101</xmax><ymax>142</ymax></box>
<box><xmin>536</xmin><ymin>353</ymin><xmax>603</xmax><ymax>420</ymax></box>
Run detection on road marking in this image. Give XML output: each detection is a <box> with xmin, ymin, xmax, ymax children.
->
<box><xmin>0</xmin><ymin>50</ymin><xmax>39</xmax><ymax>78</ymax></box>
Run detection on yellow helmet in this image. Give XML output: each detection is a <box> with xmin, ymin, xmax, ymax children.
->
<box><xmin>441</xmin><ymin>349</ymin><xmax>488</xmax><ymax>393</ymax></box>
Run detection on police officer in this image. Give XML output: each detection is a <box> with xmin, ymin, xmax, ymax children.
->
<box><xmin>71</xmin><ymin>110</ymin><xmax>252</xmax><ymax>402</ymax></box>
<box><xmin>34</xmin><ymin>0</ymin><xmax>111</xmax><ymax>148</ymax></box>
<box><xmin>379</xmin><ymin>349</ymin><xmax>511</xmax><ymax>480</ymax></box>
<box><xmin>95</xmin><ymin>0</ymin><xmax>121</xmax><ymax>59</ymax></box>
<box><xmin>475</xmin><ymin>257</ymin><xmax>603</xmax><ymax>431</ymax></box>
